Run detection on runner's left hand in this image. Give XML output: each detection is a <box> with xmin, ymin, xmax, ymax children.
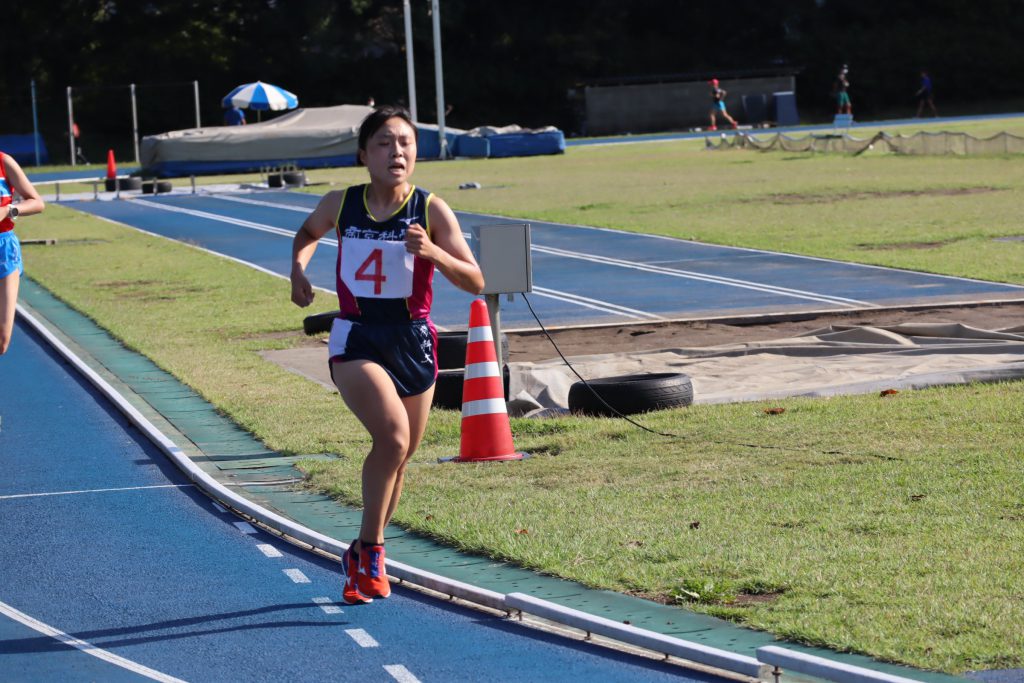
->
<box><xmin>404</xmin><ymin>223</ymin><xmax>435</xmax><ymax>260</ymax></box>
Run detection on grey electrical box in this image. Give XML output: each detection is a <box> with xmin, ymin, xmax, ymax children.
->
<box><xmin>471</xmin><ymin>223</ymin><xmax>532</xmax><ymax>295</ymax></box>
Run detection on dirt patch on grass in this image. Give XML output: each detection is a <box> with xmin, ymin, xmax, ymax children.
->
<box><xmin>731</xmin><ymin>592</ymin><xmax>784</xmax><ymax>606</ymax></box>
<box><xmin>96</xmin><ymin>279</ymin><xmax>162</xmax><ymax>288</ymax></box>
<box><xmin>241</xmin><ymin>330</ymin><xmax>324</xmax><ymax>347</ymax></box>
<box><xmin>751</xmin><ymin>186</ymin><xmax>1002</xmax><ymax>205</ymax></box>
<box><xmin>857</xmin><ymin>240</ymin><xmax>956</xmax><ymax>250</ymax></box>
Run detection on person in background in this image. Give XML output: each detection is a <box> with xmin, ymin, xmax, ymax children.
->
<box><xmin>834</xmin><ymin>65</ymin><xmax>853</xmax><ymax>116</ymax></box>
<box><xmin>289</xmin><ymin>105</ymin><xmax>484</xmax><ymax>605</ymax></box>
<box><xmin>1</xmin><ymin>151</ymin><xmax>45</xmax><ymax>354</ymax></box>
<box><xmin>915</xmin><ymin>70</ymin><xmax>938</xmax><ymax>117</ymax></box>
<box><xmin>223</xmin><ymin>105</ymin><xmax>246</xmax><ymax>126</ymax></box>
<box><xmin>708</xmin><ymin>78</ymin><xmax>737</xmax><ymax>131</ymax></box>
<box><xmin>367</xmin><ymin>96</ymin><xmax>376</xmax><ymax>108</ymax></box>
<box><xmin>72</xmin><ymin>122</ymin><xmax>89</xmax><ymax>164</ymax></box>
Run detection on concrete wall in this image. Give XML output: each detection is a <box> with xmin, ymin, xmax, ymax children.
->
<box><xmin>583</xmin><ymin>76</ymin><xmax>796</xmax><ymax>135</ymax></box>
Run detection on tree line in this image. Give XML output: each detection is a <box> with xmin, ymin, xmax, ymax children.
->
<box><xmin>4</xmin><ymin>0</ymin><xmax>1023</xmax><ymax>164</ymax></box>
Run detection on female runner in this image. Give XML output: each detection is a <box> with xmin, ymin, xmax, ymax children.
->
<box><xmin>290</xmin><ymin>106</ymin><xmax>484</xmax><ymax>604</ymax></box>
<box><xmin>1</xmin><ymin>151</ymin><xmax>46</xmax><ymax>355</ymax></box>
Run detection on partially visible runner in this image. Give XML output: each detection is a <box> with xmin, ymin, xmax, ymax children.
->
<box><xmin>834</xmin><ymin>65</ymin><xmax>853</xmax><ymax>116</ymax></box>
<box><xmin>708</xmin><ymin>78</ymin><xmax>737</xmax><ymax>131</ymax></box>
<box><xmin>289</xmin><ymin>105</ymin><xmax>485</xmax><ymax>605</ymax></box>
<box><xmin>1</xmin><ymin>152</ymin><xmax>45</xmax><ymax>355</ymax></box>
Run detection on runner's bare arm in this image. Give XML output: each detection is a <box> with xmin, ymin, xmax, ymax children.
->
<box><xmin>406</xmin><ymin>196</ymin><xmax>484</xmax><ymax>295</ymax></box>
<box><xmin>2</xmin><ymin>154</ymin><xmax>45</xmax><ymax>218</ymax></box>
<box><xmin>290</xmin><ymin>190</ymin><xmax>343</xmax><ymax>307</ymax></box>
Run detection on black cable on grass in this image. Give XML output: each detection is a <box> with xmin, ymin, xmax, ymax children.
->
<box><xmin>520</xmin><ymin>293</ymin><xmax>900</xmax><ymax>460</ymax></box>
<box><xmin>521</xmin><ymin>293</ymin><xmax>677</xmax><ymax>438</ymax></box>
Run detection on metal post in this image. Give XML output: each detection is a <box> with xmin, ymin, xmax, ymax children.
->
<box><xmin>430</xmin><ymin>0</ymin><xmax>448</xmax><ymax>159</ymax></box>
<box><xmin>66</xmin><ymin>86</ymin><xmax>76</xmax><ymax>167</ymax></box>
<box><xmin>403</xmin><ymin>0</ymin><xmax>418</xmax><ymax>122</ymax></box>
<box><xmin>130</xmin><ymin>83</ymin><xmax>140</xmax><ymax>164</ymax></box>
<box><xmin>485</xmin><ymin>293</ymin><xmax>502</xmax><ymax>372</ymax></box>
<box><xmin>30</xmin><ymin>80</ymin><xmax>41</xmax><ymax>166</ymax></box>
<box><xmin>193</xmin><ymin>80</ymin><xmax>201</xmax><ymax>128</ymax></box>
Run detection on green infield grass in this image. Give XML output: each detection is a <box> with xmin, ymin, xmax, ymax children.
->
<box><xmin>18</xmin><ymin>120</ymin><xmax>1024</xmax><ymax>673</ymax></box>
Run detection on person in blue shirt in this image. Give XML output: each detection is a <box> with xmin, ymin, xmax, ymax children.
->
<box><xmin>223</xmin><ymin>106</ymin><xmax>246</xmax><ymax>126</ymax></box>
<box><xmin>915</xmin><ymin>71</ymin><xmax>937</xmax><ymax>118</ymax></box>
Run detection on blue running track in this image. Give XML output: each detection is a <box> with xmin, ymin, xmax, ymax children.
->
<box><xmin>68</xmin><ymin>191</ymin><xmax>1024</xmax><ymax>330</ymax></box>
<box><xmin>0</xmin><ymin>318</ymin><xmax>730</xmax><ymax>682</ymax></box>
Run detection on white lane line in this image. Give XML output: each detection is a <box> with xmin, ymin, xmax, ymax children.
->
<box><xmin>384</xmin><ymin>664</ymin><xmax>422</xmax><ymax>683</ymax></box>
<box><xmin>531</xmin><ymin>285</ymin><xmax>663</xmax><ymax>320</ymax></box>
<box><xmin>148</xmin><ymin>196</ymin><xmax>863</xmax><ymax>310</ymax></box>
<box><xmin>130</xmin><ymin>198</ymin><xmax>339</xmax><ymax>247</ymax></box>
<box><xmin>283</xmin><ymin>568</ymin><xmax>311</xmax><ymax>583</ymax></box>
<box><xmin>132</xmin><ymin>197</ymin><xmax>664</xmax><ymax>321</ymax></box>
<box><xmin>233</xmin><ymin>521</ymin><xmax>258</xmax><ymax>535</ymax></box>
<box><xmin>0</xmin><ymin>484</ymin><xmax>192</xmax><ymax>501</ymax></box>
<box><xmin>0</xmin><ymin>600</ymin><xmax>187</xmax><ymax>683</ymax></box>
<box><xmin>345</xmin><ymin>628</ymin><xmax>380</xmax><ymax>648</ymax></box>
<box><xmin>532</xmin><ymin>243</ymin><xmax>875</xmax><ymax>308</ymax></box>
<box><xmin>256</xmin><ymin>543</ymin><xmax>282</xmax><ymax>558</ymax></box>
<box><xmin>211</xmin><ymin>501</ymin><xmax>228</xmax><ymax>513</ymax></box>
<box><xmin>100</xmin><ymin>216</ymin><xmax>335</xmax><ymax>295</ymax></box>
<box><xmin>211</xmin><ymin>193</ymin><xmax>313</xmax><ymax>213</ymax></box>
<box><xmin>312</xmin><ymin>597</ymin><xmax>343</xmax><ymax>614</ymax></box>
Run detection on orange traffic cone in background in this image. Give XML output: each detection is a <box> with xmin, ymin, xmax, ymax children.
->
<box><xmin>104</xmin><ymin>150</ymin><xmax>118</xmax><ymax>191</ymax></box>
<box><xmin>453</xmin><ymin>299</ymin><xmax>525</xmax><ymax>462</ymax></box>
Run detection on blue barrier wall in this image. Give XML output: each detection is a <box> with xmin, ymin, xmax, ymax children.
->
<box><xmin>0</xmin><ymin>134</ymin><xmax>50</xmax><ymax>166</ymax></box>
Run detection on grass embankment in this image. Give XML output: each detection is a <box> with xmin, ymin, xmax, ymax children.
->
<box><xmin>19</xmin><ymin>133</ymin><xmax>1024</xmax><ymax>673</ymax></box>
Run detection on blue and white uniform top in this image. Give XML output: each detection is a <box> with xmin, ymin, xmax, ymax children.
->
<box><xmin>333</xmin><ymin>184</ymin><xmax>436</xmax><ymax>323</ymax></box>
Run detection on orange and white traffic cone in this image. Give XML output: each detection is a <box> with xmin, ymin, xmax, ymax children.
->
<box><xmin>105</xmin><ymin>150</ymin><xmax>118</xmax><ymax>191</ymax></box>
<box><xmin>453</xmin><ymin>299</ymin><xmax>524</xmax><ymax>462</ymax></box>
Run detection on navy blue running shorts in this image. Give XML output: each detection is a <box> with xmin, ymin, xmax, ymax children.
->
<box><xmin>328</xmin><ymin>317</ymin><xmax>438</xmax><ymax>397</ymax></box>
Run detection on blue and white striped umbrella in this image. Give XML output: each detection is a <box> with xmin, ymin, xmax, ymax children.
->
<box><xmin>221</xmin><ymin>81</ymin><xmax>299</xmax><ymax>111</ymax></box>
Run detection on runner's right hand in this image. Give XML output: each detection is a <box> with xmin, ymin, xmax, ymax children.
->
<box><xmin>290</xmin><ymin>271</ymin><xmax>314</xmax><ymax>307</ymax></box>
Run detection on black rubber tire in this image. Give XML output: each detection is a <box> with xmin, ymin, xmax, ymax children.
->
<box><xmin>432</xmin><ymin>366</ymin><xmax>510</xmax><ymax>410</ymax></box>
<box><xmin>568</xmin><ymin>372</ymin><xmax>693</xmax><ymax>417</ymax></box>
<box><xmin>142</xmin><ymin>180</ymin><xmax>173</xmax><ymax>195</ymax></box>
<box><xmin>436</xmin><ymin>330</ymin><xmax>510</xmax><ymax>370</ymax></box>
<box><xmin>104</xmin><ymin>178</ymin><xmax>117</xmax><ymax>192</ymax></box>
<box><xmin>432</xmin><ymin>369</ymin><xmax>465</xmax><ymax>410</ymax></box>
<box><xmin>303</xmin><ymin>310</ymin><xmax>339</xmax><ymax>336</ymax></box>
<box><xmin>268</xmin><ymin>173</ymin><xmax>283</xmax><ymax>188</ymax></box>
<box><xmin>117</xmin><ymin>177</ymin><xmax>142</xmax><ymax>191</ymax></box>
<box><xmin>282</xmin><ymin>171</ymin><xmax>306</xmax><ymax>186</ymax></box>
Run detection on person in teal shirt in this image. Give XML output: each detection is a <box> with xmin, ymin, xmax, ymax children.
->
<box><xmin>833</xmin><ymin>66</ymin><xmax>852</xmax><ymax>116</ymax></box>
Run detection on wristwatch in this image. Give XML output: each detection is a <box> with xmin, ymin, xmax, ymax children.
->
<box><xmin>7</xmin><ymin>206</ymin><xmax>18</xmax><ymax>221</ymax></box>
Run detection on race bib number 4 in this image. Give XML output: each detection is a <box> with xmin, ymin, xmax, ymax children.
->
<box><xmin>340</xmin><ymin>237</ymin><xmax>414</xmax><ymax>298</ymax></box>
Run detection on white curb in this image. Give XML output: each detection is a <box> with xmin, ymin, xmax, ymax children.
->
<box><xmin>757</xmin><ymin>646</ymin><xmax>924</xmax><ymax>683</ymax></box>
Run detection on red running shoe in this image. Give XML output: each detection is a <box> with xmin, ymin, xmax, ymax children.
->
<box><xmin>357</xmin><ymin>544</ymin><xmax>391</xmax><ymax>599</ymax></box>
<box><xmin>342</xmin><ymin>541</ymin><xmax>371</xmax><ymax>604</ymax></box>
